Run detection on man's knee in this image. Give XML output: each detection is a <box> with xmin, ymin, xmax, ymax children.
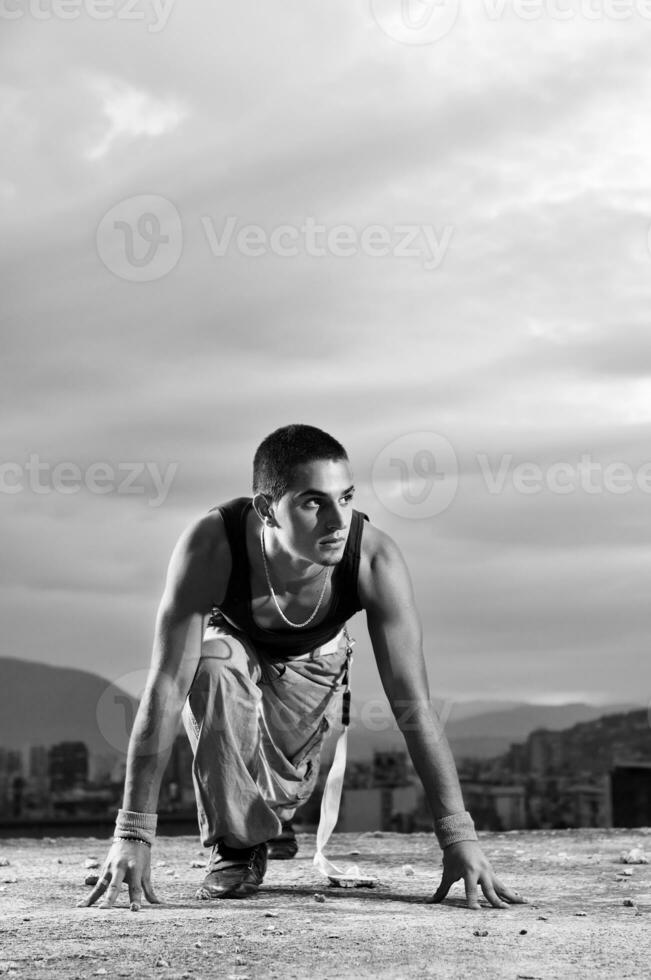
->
<box><xmin>185</xmin><ymin>630</ymin><xmax>261</xmax><ymax>731</ymax></box>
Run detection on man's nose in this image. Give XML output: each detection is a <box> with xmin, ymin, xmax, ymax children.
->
<box><xmin>325</xmin><ymin>506</ymin><xmax>347</xmax><ymax>531</ymax></box>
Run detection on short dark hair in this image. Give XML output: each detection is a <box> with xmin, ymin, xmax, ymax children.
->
<box><xmin>252</xmin><ymin>424</ymin><xmax>348</xmax><ymax>501</ymax></box>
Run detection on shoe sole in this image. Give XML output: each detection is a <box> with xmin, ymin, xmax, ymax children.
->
<box><xmin>196</xmin><ymin>883</ymin><xmax>261</xmax><ymax>900</ymax></box>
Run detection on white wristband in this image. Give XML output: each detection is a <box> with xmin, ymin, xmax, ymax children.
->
<box><xmin>434</xmin><ymin>810</ymin><xmax>478</xmax><ymax>849</ymax></box>
<box><xmin>115</xmin><ymin>808</ymin><xmax>158</xmax><ymax>846</ymax></box>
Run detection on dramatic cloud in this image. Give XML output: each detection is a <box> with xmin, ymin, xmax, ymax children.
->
<box><xmin>1</xmin><ymin>3</ymin><xmax>650</xmax><ymax>705</ymax></box>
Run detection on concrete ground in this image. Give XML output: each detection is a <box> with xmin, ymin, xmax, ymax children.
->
<box><xmin>0</xmin><ymin>828</ymin><xmax>649</xmax><ymax>979</ymax></box>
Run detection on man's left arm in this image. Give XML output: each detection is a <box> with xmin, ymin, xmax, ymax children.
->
<box><xmin>359</xmin><ymin>526</ymin><xmax>526</xmax><ymax>910</ymax></box>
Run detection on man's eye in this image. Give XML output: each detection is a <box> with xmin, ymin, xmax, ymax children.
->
<box><xmin>341</xmin><ymin>493</ymin><xmax>354</xmax><ymax>505</ymax></box>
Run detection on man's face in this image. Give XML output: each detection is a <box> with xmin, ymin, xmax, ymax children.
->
<box><xmin>271</xmin><ymin>457</ymin><xmax>355</xmax><ymax>566</ymax></box>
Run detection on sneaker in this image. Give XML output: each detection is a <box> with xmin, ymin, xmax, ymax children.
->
<box><xmin>196</xmin><ymin>842</ymin><xmax>268</xmax><ymax>900</ymax></box>
<box><xmin>267</xmin><ymin>821</ymin><xmax>299</xmax><ymax>861</ymax></box>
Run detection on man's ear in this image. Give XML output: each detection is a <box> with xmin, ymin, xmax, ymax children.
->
<box><xmin>252</xmin><ymin>493</ymin><xmax>277</xmax><ymax>527</ymax></box>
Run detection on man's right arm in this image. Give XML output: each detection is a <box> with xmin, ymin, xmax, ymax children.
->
<box><xmin>78</xmin><ymin>510</ymin><xmax>229</xmax><ymax>909</ymax></box>
<box><xmin>122</xmin><ymin>509</ymin><xmax>229</xmax><ymax>811</ymax></box>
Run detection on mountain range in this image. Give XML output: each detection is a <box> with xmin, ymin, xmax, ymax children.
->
<box><xmin>0</xmin><ymin>657</ymin><xmax>641</xmax><ymax>762</ymax></box>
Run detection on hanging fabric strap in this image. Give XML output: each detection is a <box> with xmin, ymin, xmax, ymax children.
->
<box><xmin>313</xmin><ymin>625</ymin><xmax>377</xmax><ymax>887</ymax></box>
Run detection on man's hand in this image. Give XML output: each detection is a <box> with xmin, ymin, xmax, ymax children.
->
<box><xmin>430</xmin><ymin>840</ymin><xmax>527</xmax><ymax>910</ymax></box>
<box><xmin>76</xmin><ymin>840</ymin><xmax>161</xmax><ymax>911</ymax></box>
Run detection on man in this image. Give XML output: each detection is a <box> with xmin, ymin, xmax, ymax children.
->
<box><xmin>80</xmin><ymin>424</ymin><xmax>525</xmax><ymax>911</ymax></box>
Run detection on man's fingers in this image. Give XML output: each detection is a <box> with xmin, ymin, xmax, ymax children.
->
<box><xmin>128</xmin><ymin>877</ymin><xmax>143</xmax><ymax>912</ymax></box>
<box><xmin>479</xmin><ymin>877</ymin><xmax>509</xmax><ymax>909</ymax></box>
<box><xmin>142</xmin><ymin>874</ymin><xmax>162</xmax><ymax>906</ymax></box>
<box><xmin>494</xmin><ymin>879</ymin><xmax>527</xmax><ymax>904</ymax></box>
<box><xmin>430</xmin><ymin>869</ymin><xmax>455</xmax><ymax>903</ymax></box>
<box><xmin>76</xmin><ymin>872</ymin><xmax>111</xmax><ymax>908</ymax></box>
<box><xmin>463</xmin><ymin>875</ymin><xmax>481</xmax><ymax>910</ymax></box>
<box><xmin>98</xmin><ymin>867</ymin><xmax>126</xmax><ymax>908</ymax></box>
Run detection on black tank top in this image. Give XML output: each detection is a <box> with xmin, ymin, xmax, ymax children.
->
<box><xmin>207</xmin><ymin>497</ymin><xmax>368</xmax><ymax>661</ymax></box>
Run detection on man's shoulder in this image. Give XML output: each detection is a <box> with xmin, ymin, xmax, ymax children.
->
<box><xmin>176</xmin><ymin>500</ymin><xmax>244</xmax><ymax>564</ymax></box>
<box><xmin>357</xmin><ymin>519</ymin><xmax>413</xmax><ymax>612</ymax></box>
<box><xmin>358</xmin><ymin>518</ymin><xmax>404</xmax><ymax>570</ymax></box>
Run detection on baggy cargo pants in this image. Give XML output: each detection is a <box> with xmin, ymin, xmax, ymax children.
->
<box><xmin>181</xmin><ymin>621</ymin><xmax>350</xmax><ymax>849</ymax></box>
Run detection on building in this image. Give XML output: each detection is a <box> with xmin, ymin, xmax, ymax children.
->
<box><xmin>48</xmin><ymin>742</ymin><xmax>89</xmax><ymax>792</ymax></box>
<box><xmin>461</xmin><ymin>781</ymin><xmax>527</xmax><ymax>830</ymax></box>
<box><xmin>338</xmin><ymin>785</ymin><xmax>421</xmax><ymax>833</ymax></box>
<box><xmin>610</xmin><ymin>761</ymin><xmax>651</xmax><ymax>827</ymax></box>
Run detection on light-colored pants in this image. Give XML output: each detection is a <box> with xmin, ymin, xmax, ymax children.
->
<box><xmin>181</xmin><ymin>622</ymin><xmax>349</xmax><ymax>849</ymax></box>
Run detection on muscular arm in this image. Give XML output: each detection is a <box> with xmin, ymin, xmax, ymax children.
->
<box><xmin>359</xmin><ymin>527</ymin><xmax>465</xmax><ymax>820</ymax></box>
<box><xmin>358</xmin><ymin>524</ymin><xmax>526</xmax><ymax>910</ymax></box>
<box><xmin>122</xmin><ymin>511</ymin><xmax>228</xmax><ymax>813</ymax></box>
<box><xmin>78</xmin><ymin>510</ymin><xmax>230</xmax><ymax>910</ymax></box>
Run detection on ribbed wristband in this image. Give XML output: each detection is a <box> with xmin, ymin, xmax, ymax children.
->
<box><xmin>115</xmin><ymin>809</ymin><xmax>158</xmax><ymax>846</ymax></box>
<box><xmin>434</xmin><ymin>810</ymin><xmax>478</xmax><ymax>849</ymax></box>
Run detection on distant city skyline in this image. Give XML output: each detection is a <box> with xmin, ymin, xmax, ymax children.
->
<box><xmin>3</xmin><ymin>8</ymin><xmax>651</xmax><ymax>705</ymax></box>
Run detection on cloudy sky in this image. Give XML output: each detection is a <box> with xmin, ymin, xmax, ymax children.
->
<box><xmin>2</xmin><ymin>1</ymin><xmax>651</xmax><ymax>712</ymax></box>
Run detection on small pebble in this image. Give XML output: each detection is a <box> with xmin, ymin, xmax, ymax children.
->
<box><xmin>154</xmin><ymin>958</ymin><xmax>170</xmax><ymax>968</ymax></box>
<box><xmin>94</xmin><ymin>970</ymin><xmax>108</xmax><ymax>976</ymax></box>
<box><xmin>620</xmin><ymin>848</ymin><xmax>648</xmax><ymax>865</ymax></box>
<box><xmin>164</xmin><ymin>869</ymin><xmax>175</xmax><ymax>876</ymax></box>
<box><xmin>2</xmin><ymin>874</ymin><xmax>18</xmax><ymax>884</ymax></box>
<box><xmin>314</xmin><ymin>893</ymin><xmax>326</xmax><ymax>903</ymax></box>
<box><xmin>85</xmin><ymin>874</ymin><xmax>100</xmax><ymax>887</ymax></box>
<box><xmin>519</xmin><ymin>929</ymin><xmax>527</xmax><ymax>935</ymax></box>
<box><xmin>473</xmin><ymin>929</ymin><xmax>489</xmax><ymax>937</ymax></box>
<box><xmin>84</xmin><ymin>858</ymin><xmax>100</xmax><ymax>869</ymax></box>
<box><xmin>623</xmin><ymin>899</ymin><xmax>636</xmax><ymax>907</ymax></box>
<box><xmin>349</xmin><ymin>850</ymin><xmax>360</xmax><ymax>856</ymax></box>
<box><xmin>191</xmin><ymin>860</ymin><xmax>205</xmax><ymax>868</ymax></box>
<box><xmin>155</xmin><ymin>861</ymin><xmax>168</xmax><ymax>868</ymax></box>
<box><xmin>0</xmin><ymin>857</ymin><xmax>10</xmax><ymax>867</ymax></box>
<box><xmin>537</xmin><ymin>915</ymin><xmax>549</xmax><ymax>921</ymax></box>
<box><xmin>194</xmin><ymin>941</ymin><xmax>202</xmax><ymax>948</ymax></box>
<box><xmin>402</xmin><ymin>865</ymin><xmax>415</xmax><ymax>877</ymax></box>
<box><xmin>264</xmin><ymin>911</ymin><xmax>279</xmax><ymax>917</ymax></box>
<box><xmin>575</xmin><ymin>911</ymin><xmax>587</xmax><ymax>917</ymax></box>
